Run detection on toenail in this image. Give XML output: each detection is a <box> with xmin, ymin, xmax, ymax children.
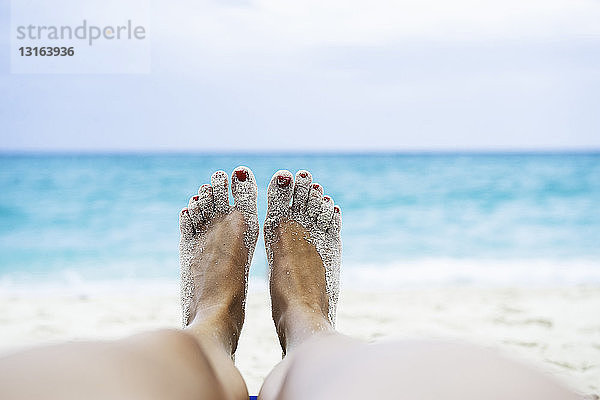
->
<box><xmin>334</xmin><ymin>206</ymin><xmax>340</xmax><ymax>213</ymax></box>
<box><xmin>277</xmin><ymin>175</ymin><xmax>292</xmax><ymax>188</ymax></box>
<box><xmin>299</xmin><ymin>172</ymin><xmax>308</xmax><ymax>178</ymax></box>
<box><xmin>324</xmin><ymin>196</ymin><xmax>331</xmax><ymax>202</ymax></box>
<box><xmin>235</xmin><ymin>169</ymin><xmax>248</xmax><ymax>182</ymax></box>
<box><xmin>193</xmin><ymin>195</ymin><xmax>199</xmax><ymax>201</ymax></box>
<box><xmin>182</xmin><ymin>208</ymin><xmax>189</xmax><ymax>214</ymax></box>
<box><xmin>312</xmin><ymin>184</ymin><xmax>320</xmax><ymax>190</ymax></box>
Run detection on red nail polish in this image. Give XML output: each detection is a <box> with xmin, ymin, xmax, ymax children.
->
<box><xmin>277</xmin><ymin>175</ymin><xmax>292</xmax><ymax>188</ymax></box>
<box><xmin>324</xmin><ymin>196</ymin><xmax>331</xmax><ymax>202</ymax></box>
<box><xmin>312</xmin><ymin>184</ymin><xmax>320</xmax><ymax>190</ymax></box>
<box><xmin>235</xmin><ymin>169</ymin><xmax>248</xmax><ymax>182</ymax></box>
<box><xmin>182</xmin><ymin>208</ymin><xmax>189</xmax><ymax>214</ymax></box>
<box><xmin>193</xmin><ymin>195</ymin><xmax>199</xmax><ymax>201</ymax></box>
<box><xmin>334</xmin><ymin>206</ymin><xmax>340</xmax><ymax>213</ymax></box>
<box><xmin>299</xmin><ymin>172</ymin><xmax>308</xmax><ymax>178</ymax></box>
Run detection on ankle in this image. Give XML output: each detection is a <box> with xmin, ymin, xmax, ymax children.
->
<box><xmin>188</xmin><ymin>306</ymin><xmax>242</xmax><ymax>355</ymax></box>
<box><xmin>275</xmin><ymin>304</ymin><xmax>333</xmax><ymax>354</ymax></box>
<box><xmin>188</xmin><ymin>291</ymin><xmax>242</xmax><ymax>323</ymax></box>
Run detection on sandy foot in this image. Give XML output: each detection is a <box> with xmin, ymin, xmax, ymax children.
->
<box><xmin>178</xmin><ymin>167</ymin><xmax>259</xmax><ymax>354</ymax></box>
<box><xmin>263</xmin><ymin>170</ymin><xmax>342</xmax><ymax>352</ymax></box>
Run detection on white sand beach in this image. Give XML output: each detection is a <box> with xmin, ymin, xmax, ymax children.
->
<box><xmin>1</xmin><ymin>283</ymin><xmax>599</xmax><ymax>397</ymax></box>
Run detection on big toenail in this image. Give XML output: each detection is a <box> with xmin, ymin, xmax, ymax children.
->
<box><xmin>277</xmin><ymin>175</ymin><xmax>292</xmax><ymax>187</ymax></box>
<box><xmin>193</xmin><ymin>195</ymin><xmax>199</xmax><ymax>201</ymax></box>
<box><xmin>334</xmin><ymin>206</ymin><xmax>340</xmax><ymax>213</ymax></box>
<box><xmin>299</xmin><ymin>172</ymin><xmax>308</xmax><ymax>178</ymax></box>
<box><xmin>235</xmin><ymin>169</ymin><xmax>248</xmax><ymax>182</ymax></box>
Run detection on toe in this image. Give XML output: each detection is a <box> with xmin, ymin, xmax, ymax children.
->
<box><xmin>197</xmin><ymin>184</ymin><xmax>214</xmax><ymax>221</ymax></box>
<box><xmin>291</xmin><ymin>170</ymin><xmax>312</xmax><ymax>215</ymax></box>
<box><xmin>317</xmin><ymin>195</ymin><xmax>335</xmax><ymax>231</ymax></box>
<box><xmin>179</xmin><ymin>208</ymin><xmax>195</xmax><ymax>239</ymax></box>
<box><xmin>211</xmin><ymin>170</ymin><xmax>230</xmax><ymax>214</ymax></box>
<box><xmin>188</xmin><ymin>194</ymin><xmax>203</xmax><ymax>229</ymax></box>
<box><xmin>231</xmin><ymin>166</ymin><xmax>258</xmax><ymax>215</ymax></box>
<box><xmin>266</xmin><ymin>170</ymin><xmax>294</xmax><ymax>219</ymax></box>
<box><xmin>329</xmin><ymin>205</ymin><xmax>342</xmax><ymax>234</ymax></box>
<box><xmin>307</xmin><ymin>182</ymin><xmax>324</xmax><ymax>221</ymax></box>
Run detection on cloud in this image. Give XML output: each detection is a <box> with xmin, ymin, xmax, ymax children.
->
<box><xmin>1</xmin><ymin>0</ymin><xmax>599</xmax><ymax>151</ymax></box>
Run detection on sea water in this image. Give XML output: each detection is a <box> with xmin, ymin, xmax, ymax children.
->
<box><xmin>1</xmin><ymin>153</ymin><xmax>599</xmax><ymax>290</ymax></box>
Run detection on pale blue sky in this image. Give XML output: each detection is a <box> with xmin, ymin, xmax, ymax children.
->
<box><xmin>1</xmin><ymin>0</ymin><xmax>599</xmax><ymax>152</ymax></box>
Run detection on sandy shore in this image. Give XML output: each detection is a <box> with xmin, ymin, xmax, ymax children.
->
<box><xmin>1</xmin><ymin>284</ymin><xmax>599</xmax><ymax>396</ymax></box>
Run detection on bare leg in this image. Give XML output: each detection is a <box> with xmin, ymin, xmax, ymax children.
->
<box><xmin>260</xmin><ymin>170</ymin><xmax>579</xmax><ymax>400</ymax></box>
<box><xmin>0</xmin><ymin>330</ymin><xmax>231</xmax><ymax>400</ymax></box>
<box><xmin>0</xmin><ymin>167</ymin><xmax>258</xmax><ymax>400</ymax></box>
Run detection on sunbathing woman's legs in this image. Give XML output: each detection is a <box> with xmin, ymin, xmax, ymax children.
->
<box><xmin>259</xmin><ymin>170</ymin><xmax>579</xmax><ymax>400</ymax></box>
<box><xmin>0</xmin><ymin>167</ymin><xmax>583</xmax><ymax>400</ymax></box>
<box><xmin>0</xmin><ymin>167</ymin><xmax>259</xmax><ymax>400</ymax></box>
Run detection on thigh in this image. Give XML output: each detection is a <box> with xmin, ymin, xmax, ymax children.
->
<box><xmin>0</xmin><ymin>330</ymin><xmax>226</xmax><ymax>400</ymax></box>
<box><xmin>277</xmin><ymin>339</ymin><xmax>578</xmax><ymax>400</ymax></box>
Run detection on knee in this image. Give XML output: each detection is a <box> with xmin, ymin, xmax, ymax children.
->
<box><xmin>143</xmin><ymin>329</ymin><xmax>203</xmax><ymax>355</ymax></box>
<box><xmin>276</xmin><ymin>337</ymin><xmax>362</xmax><ymax>399</ymax></box>
<box><xmin>125</xmin><ymin>330</ymin><xmax>229</xmax><ymax>400</ymax></box>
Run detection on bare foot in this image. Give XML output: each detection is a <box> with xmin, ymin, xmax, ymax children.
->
<box><xmin>179</xmin><ymin>167</ymin><xmax>258</xmax><ymax>356</ymax></box>
<box><xmin>264</xmin><ymin>170</ymin><xmax>342</xmax><ymax>355</ymax></box>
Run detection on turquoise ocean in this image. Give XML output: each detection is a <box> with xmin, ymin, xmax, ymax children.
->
<box><xmin>1</xmin><ymin>153</ymin><xmax>599</xmax><ymax>291</ymax></box>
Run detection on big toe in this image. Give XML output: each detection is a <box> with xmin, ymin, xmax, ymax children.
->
<box><xmin>266</xmin><ymin>170</ymin><xmax>294</xmax><ymax>220</ymax></box>
<box><xmin>231</xmin><ymin>166</ymin><xmax>258</xmax><ymax>215</ymax></box>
